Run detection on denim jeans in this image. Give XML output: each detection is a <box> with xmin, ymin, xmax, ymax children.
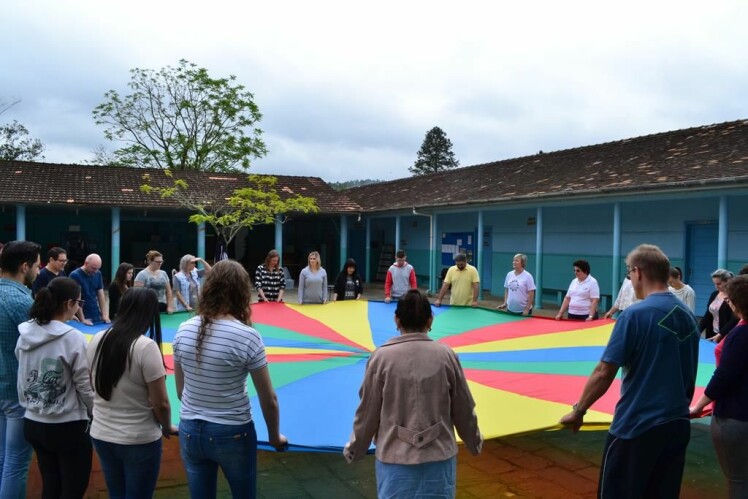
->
<box><xmin>375</xmin><ymin>456</ymin><xmax>457</xmax><ymax>499</ymax></box>
<box><xmin>179</xmin><ymin>419</ymin><xmax>257</xmax><ymax>499</ymax></box>
<box><xmin>0</xmin><ymin>399</ymin><xmax>33</xmax><ymax>499</ymax></box>
<box><xmin>91</xmin><ymin>437</ymin><xmax>162</xmax><ymax>499</ymax></box>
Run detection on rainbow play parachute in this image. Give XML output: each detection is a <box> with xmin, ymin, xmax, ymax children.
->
<box><xmin>77</xmin><ymin>301</ymin><xmax>714</xmax><ymax>451</ymax></box>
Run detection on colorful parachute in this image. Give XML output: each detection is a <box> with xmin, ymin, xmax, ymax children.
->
<box><xmin>77</xmin><ymin>301</ymin><xmax>715</xmax><ymax>451</ymax></box>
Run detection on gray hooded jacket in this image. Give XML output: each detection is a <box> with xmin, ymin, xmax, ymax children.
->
<box><xmin>15</xmin><ymin>319</ymin><xmax>94</xmax><ymax>423</ymax></box>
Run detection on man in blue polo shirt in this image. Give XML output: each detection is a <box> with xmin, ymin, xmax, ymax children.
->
<box><xmin>70</xmin><ymin>253</ymin><xmax>110</xmax><ymax>325</ymax></box>
<box><xmin>559</xmin><ymin>244</ymin><xmax>699</xmax><ymax>498</ymax></box>
<box><xmin>0</xmin><ymin>240</ymin><xmax>40</xmax><ymax>498</ymax></box>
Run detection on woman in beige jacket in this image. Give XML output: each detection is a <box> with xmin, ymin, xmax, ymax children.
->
<box><xmin>344</xmin><ymin>289</ymin><xmax>482</xmax><ymax>497</ymax></box>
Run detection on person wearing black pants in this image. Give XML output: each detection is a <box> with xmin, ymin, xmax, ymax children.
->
<box><xmin>15</xmin><ymin>277</ymin><xmax>95</xmax><ymax>499</ymax></box>
<box><xmin>24</xmin><ymin>419</ymin><xmax>92</xmax><ymax>498</ymax></box>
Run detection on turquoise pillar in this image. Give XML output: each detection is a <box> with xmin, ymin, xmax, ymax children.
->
<box><xmin>15</xmin><ymin>204</ymin><xmax>26</xmax><ymax>240</ymax></box>
<box><xmin>612</xmin><ymin>203</ymin><xmax>622</xmax><ymax>304</ymax></box>
<box><xmin>197</xmin><ymin>222</ymin><xmax>206</xmax><ymax>260</ymax></box>
<box><xmin>275</xmin><ymin>216</ymin><xmax>283</xmax><ymax>267</ymax></box>
<box><xmin>111</xmin><ymin>207</ymin><xmax>121</xmax><ymax>280</ymax></box>
<box><xmin>428</xmin><ymin>214</ymin><xmax>435</xmax><ymax>293</ymax></box>
<box><xmin>432</xmin><ymin>214</ymin><xmax>440</xmax><ymax>293</ymax></box>
<box><xmin>477</xmin><ymin>210</ymin><xmax>484</xmax><ymax>300</ymax></box>
<box><xmin>395</xmin><ymin>215</ymin><xmax>401</xmax><ymax>251</ymax></box>
<box><xmin>718</xmin><ymin>196</ymin><xmax>728</xmax><ymax>269</ymax></box>
<box><xmin>365</xmin><ymin>217</ymin><xmax>372</xmax><ymax>283</ymax></box>
<box><xmin>534</xmin><ymin>207</ymin><xmax>543</xmax><ymax>309</ymax></box>
<box><xmin>340</xmin><ymin>215</ymin><xmax>348</xmax><ymax>269</ymax></box>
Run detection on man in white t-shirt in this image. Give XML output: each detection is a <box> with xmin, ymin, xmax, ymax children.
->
<box><xmin>497</xmin><ymin>253</ymin><xmax>536</xmax><ymax>316</ymax></box>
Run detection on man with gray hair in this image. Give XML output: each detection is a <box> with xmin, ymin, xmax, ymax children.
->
<box><xmin>560</xmin><ymin>244</ymin><xmax>699</xmax><ymax>498</ymax></box>
<box><xmin>497</xmin><ymin>253</ymin><xmax>536</xmax><ymax>316</ymax></box>
<box><xmin>70</xmin><ymin>253</ymin><xmax>110</xmax><ymax>325</ymax></box>
<box><xmin>434</xmin><ymin>253</ymin><xmax>480</xmax><ymax>307</ymax></box>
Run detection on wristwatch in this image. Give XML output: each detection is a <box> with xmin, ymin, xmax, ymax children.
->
<box><xmin>572</xmin><ymin>403</ymin><xmax>587</xmax><ymax>416</ymax></box>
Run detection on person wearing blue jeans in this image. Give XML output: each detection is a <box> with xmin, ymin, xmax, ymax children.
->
<box><xmin>90</xmin><ymin>438</ymin><xmax>162</xmax><ymax>498</ymax></box>
<box><xmin>0</xmin><ymin>240</ymin><xmax>41</xmax><ymax>498</ymax></box>
<box><xmin>86</xmin><ymin>288</ymin><xmax>175</xmax><ymax>499</ymax></box>
<box><xmin>179</xmin><ymin>420</ymin><xmax>258</xmax><ymax>497</ymax></box>
<box><xmin>0</xmin><ymin>400</ymin><xmax>33</xmax><ymax>499</ymax></box>
<box><xmin>174</xmin><ymin>260</ymin><xmax>287</xmax><ymax>499</ymax></box>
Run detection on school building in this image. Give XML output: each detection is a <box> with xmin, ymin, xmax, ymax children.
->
<box><xmin>2</xmin><ymin>118</ymin><xmax>748</xmax><ymax>313</ymax></box>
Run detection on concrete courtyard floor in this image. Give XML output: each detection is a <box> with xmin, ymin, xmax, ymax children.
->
<box><xmin>31</xmin><ymin>421</ymin><xmax>720</xmax><ymax>498</ymax></box>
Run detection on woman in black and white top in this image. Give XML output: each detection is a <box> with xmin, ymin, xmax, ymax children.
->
<box><xmin>255</xmin><ymin>249</ymin><xmax>285</xmax><ymax>302</ymax></box>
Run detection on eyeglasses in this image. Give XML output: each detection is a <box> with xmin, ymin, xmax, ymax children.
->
<box><xmin>73</xmin><ymin>299</ymin><xmax>85</xmax><ymax>306</ymax></box>
<box><xmin>56</xmin><ymin>259</ymin><xmax>68</xmax><ymax>264</ymax></box>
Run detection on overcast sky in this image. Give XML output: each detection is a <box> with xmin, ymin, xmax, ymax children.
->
<box><xmin>2</xmin><ymin>1</ymin><xmax>747</xmax><ymax>182</ymax></box>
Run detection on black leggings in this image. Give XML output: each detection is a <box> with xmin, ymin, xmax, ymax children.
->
<box><xmin>24</xmin><ymin>418</ymin><xmax>92</xmax><ymax>499</ymax></box>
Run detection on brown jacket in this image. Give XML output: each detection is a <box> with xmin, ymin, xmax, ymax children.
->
<box><xmin>344</xmin><ymin>333</ymin><xmax>482</xmax><ymax>464</ymax></box>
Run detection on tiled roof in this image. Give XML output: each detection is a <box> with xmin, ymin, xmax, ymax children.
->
<box><xmin>0</xmin><ymin>161</ymin><xmax>361</xmax><ymax>214</ymax></box>
<box><xmin>347</xmin><ymin>119</ymin><xmax>748</xmax><ymax>212</ymax></box>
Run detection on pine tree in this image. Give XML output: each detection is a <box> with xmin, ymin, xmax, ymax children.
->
<box><xmin>409</xmin><ymin>126</ymin><xmax>459</xmax><ymax>176</ymax></box>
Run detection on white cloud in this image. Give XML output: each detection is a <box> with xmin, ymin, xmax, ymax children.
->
<box><xmin>2</xmin><ymin>0</ymin><xmax>748</xmax><ymax>181</ymax></box>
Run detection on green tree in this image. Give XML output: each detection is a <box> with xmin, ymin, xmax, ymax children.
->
<box><xmin>0</xmin><ymin>99</ymin><xmax>45</xmax><ymax>161</ymax></box>
<box><xmin>141</xmin><ymin>171</ymin><xmax>318</xmax><ymax>248</ymax></box>
<box><xmin>0</xmin><ymin>120</ymin><xmax>45</xmax><ymax>161</ymax></box>
<box><xmin>93</xmin><ymin>59</ymin><xmax>267</xmax><ymax>172</ymax></box>
<box><xmin>409</xmin><ymin>126</ymin><xmax>459</xmax><ymax>176</ymax></box>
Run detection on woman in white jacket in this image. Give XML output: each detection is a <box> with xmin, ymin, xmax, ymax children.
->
<box><xmin>15</xmin><ymin>277</ymin><xmax>94</xmax><ymax>499</ymax></box>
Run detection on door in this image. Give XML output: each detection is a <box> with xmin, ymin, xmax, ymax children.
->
<box><xmin>685</xmin><ymin>222</ymin><xmax>718</xmax><ymax>316</ymax></box>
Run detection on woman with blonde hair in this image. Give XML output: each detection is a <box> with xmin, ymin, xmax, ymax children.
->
<box><xmin>173</xmin><ymin>254</ymin><xmax>211</xmax><ymax>312</ymax></box>
<box><xmin>298</xmin><ymin>251</ymin><xmax>327</xmax><ymax>304</ymax></box>
<box><xmin>700</xmin><ymin>269</ymin><xmax>738</xmax><ymax>341</ymax></box>
<box><xmin>134</xmin><ymin>250</ymin><xmax>174</xmax><ymax>314</ymax></box>
<box><xmin>174</xmin><ymin>260</ymin><xmax>287</xmax><ymax>498</ymax></box>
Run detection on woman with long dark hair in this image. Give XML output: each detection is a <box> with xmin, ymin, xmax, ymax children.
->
<box><xmin>254</xmin><ymin>249</ymin><xmax>285</xmax><ymax>302</ymax></box>
<box><xmin>108</xmin><ymin>262</ymin><xmax>133</xmax><ymax>319</ymax></box>
<box><xmin>87</xmin><ymin>287</ymin><xmax>174</xmax><ymax>499</ymax></box>
<box><xmin>344</xmin><ymin>289</ymin><xmax>482</xmax><ymax>497</ymax></box>
<box><xmin>16</xmin><ymin>277</ymin><xmax>94</xmax><ymax>499</ymax></box>
<box><xmin>332</xmin><ymin>258</ymin><xmax>363</xmax><ymax>301</ymax></box>
<box><xmin>174</xmin><ymin>259</ymin><xmax>287</xmax><ymax>498</ymax></box>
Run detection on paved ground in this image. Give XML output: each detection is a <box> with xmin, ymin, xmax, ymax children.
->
<box><xmin>26</xmin><ymin>291</ymin><xmax>725</xmax><ymax>497</ymax></box>
<box><xmin>29</xmin><ymin>421</ymin><xmax>722</xmax><ymax>498</ymax></box>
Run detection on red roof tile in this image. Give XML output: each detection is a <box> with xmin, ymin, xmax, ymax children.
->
<box><xmin>347</xmin><ymin>119</ymin><xmax>748</xmax><ymax>211</ymax></box>
<box><xmin>0</xmin><ymin>162</ymin><xmax>361</xmax><ymax>214</ymax></box>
